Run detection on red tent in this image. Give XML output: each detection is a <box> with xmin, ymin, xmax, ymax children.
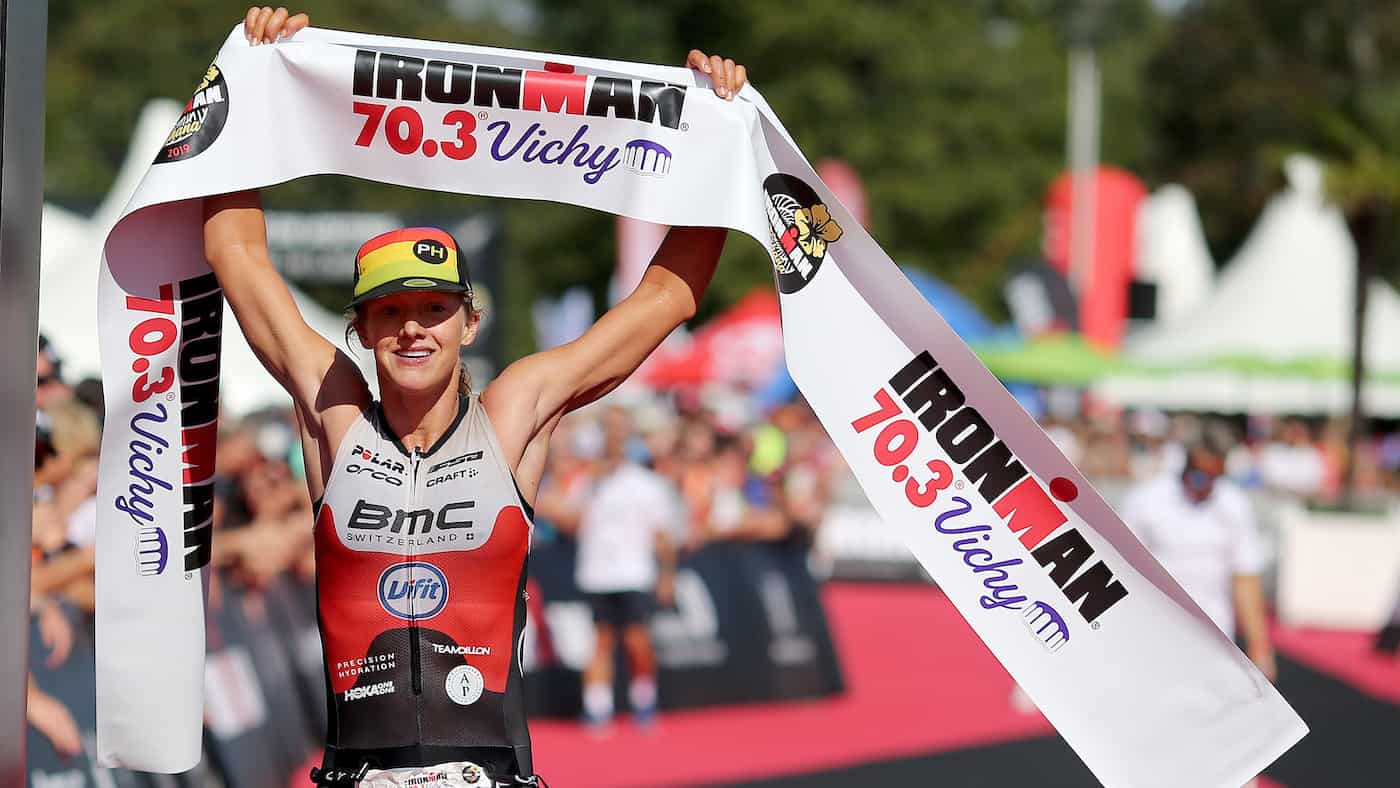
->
<box><xmin>638</xmin><ymin>289</ymin><xmax>783</xmax><ymax>389</ymax></box>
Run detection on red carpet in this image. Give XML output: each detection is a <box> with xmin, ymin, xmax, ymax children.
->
<box><xmin>295</xmin><ymin>584</ymin><xmax>1314</xmax><ymax>787</ymax></box>
<box><xmin>531</xmin><ymin>584</ymin><xmax>1055</xmax><ymax>788</ymax></box>
<box><xmin>1272</xmin><ymin>624</ymin><xmax>1400</xmax><ymax>705</ymax></box>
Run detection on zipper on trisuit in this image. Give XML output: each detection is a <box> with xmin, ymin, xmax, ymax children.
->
<box><xmin>409</xmin><ymin>447</ymin><xmax>424</xmax><ymax>695</ymax></box>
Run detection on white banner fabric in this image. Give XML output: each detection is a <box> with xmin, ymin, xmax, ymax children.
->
<box><xmin>95</xmin><ymin>24</ymin><xmax>1305</xmax><ymax>785</ymax></box>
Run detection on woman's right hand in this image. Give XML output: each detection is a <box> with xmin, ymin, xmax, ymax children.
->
<box><xmin>244</xmin><ymin>6</ymin><xmax>310</xmax><ymax>45</ymax></box>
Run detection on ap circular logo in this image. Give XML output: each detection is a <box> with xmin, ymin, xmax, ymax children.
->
<box><xmin>445</xmin><ymin>664</ymin><xmax>484</xmax><ymax>706</ymax></box>
<box><xmin>378</xmin><ymin>561</ymin><xmax>449</xmax><ymax>621</ymax></box>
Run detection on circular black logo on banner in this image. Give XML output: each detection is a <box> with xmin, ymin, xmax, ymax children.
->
<box><xmin>762</xmin><ymin>174</ymin><xmax>845</xmax><ymax>294</ymax></box>
<box><xmin>154</xmin><ymin>63</ymin><xmax>229</xmax><ymax>165</ymax></box>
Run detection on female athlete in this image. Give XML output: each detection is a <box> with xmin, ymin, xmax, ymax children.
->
<box><xmin>207</xmin><ymin>8</ymin><xmax>748</xmax><ymax>786</ymax></box>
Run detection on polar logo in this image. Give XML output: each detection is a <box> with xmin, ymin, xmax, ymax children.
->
<box><xmin>378</xmin><ymin>561</ymin><xmax>449</xmax><ymax>621</ymax></box>
<box><xmin>1022</xmin><ymin>600</ymin><xmax>1070</xmax><ymax>653</ymax></box>
<box><xmin>136</xmin><ymin>526</ymin><xmax>169</xmax><ymax>576</ymax></box>
<box><xmin>623</xmin><ymin>139</ymin><xmax>672</xmax><ymax>177</ymax></box>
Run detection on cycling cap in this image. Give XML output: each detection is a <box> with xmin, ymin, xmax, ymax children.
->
<box><xmin>349</xmin><ymin>227</ymin><xmax>471</xmax><ymax>308</ymax></box>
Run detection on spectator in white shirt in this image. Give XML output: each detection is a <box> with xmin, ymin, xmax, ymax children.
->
<box><xmin>1120</xmin><ymin>437</ymin><xmax>1277</xmax><ymax>682</ymax></box>
<box><xmin>569</xmin><ymin>416</ymin><xmax>680</xmax><ymax>729</ymax></box>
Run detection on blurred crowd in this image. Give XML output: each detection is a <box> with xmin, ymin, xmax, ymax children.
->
<box><xmin>1042</xmin><ymin>404</ymin><xmax>1400</xmax><ymax>505</ymax></box>
<box><xmin>24</xmin><ymin>331</ymin><xmax>1400</xmax><ymax>762</ymax></box>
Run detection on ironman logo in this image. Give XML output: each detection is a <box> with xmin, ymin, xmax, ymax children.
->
<box><xmin>378</xmin><ymin>561</ymin><xmax>449</xmax><ymax>621</ymax></box>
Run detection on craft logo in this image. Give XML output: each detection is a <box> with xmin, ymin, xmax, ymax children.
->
<box><xmin>889</xmin><ymin>350</ymin><xmax>1128</xmax><ymax>624</ymax></box>
<box><xmin>114</xmin><ymin>272</ymin><xmax>223</xmax><ymax>575</ymax></box>
<box><xmin>623</xmin><ymin>139</ymin><xmax>673</xmax><ymax>177</ymax></box>
<box><xmin>763</xmin><ymin>174</ymin><xmax>844</xmax><ymax>294</ymax></box>
<box><xmin>426</xmin><ymin>450</ymin><xmax>483</xmax><ymax>487</ymax></box>
<box><xmin>156</xmin><ymin>63</ymin><xmax>229</xmax><ymax>164</ymax></box>
<box><xmin>445</xmin><ymin>663</ymin><xmax>484</xmax><ymax>706</ymax></box>
<box><xmin>378</xmin><ymin>561</ymin><xmax>449</xmax><ymax>620</ymax></box>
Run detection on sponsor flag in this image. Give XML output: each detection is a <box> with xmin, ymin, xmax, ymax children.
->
<box><xmin>96</xmin><ymin>24</ymin><xmax>1305</xmax><ymax>785</ymax></box>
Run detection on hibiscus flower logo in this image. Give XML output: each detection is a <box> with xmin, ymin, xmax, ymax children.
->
<box><xmin>793</xmin><ymin>203</ymin><xmax>844</xmax><ymax>260</ymax></box>
<box><xmin>763</xmin><ymin>173</ymin><xmax>843</xmax><ymax>294</ymax></box>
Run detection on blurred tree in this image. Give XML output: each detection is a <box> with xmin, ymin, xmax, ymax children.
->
<box><xmin>525</xmin><ymin>0</ymin><xmax>1163</xmax><ymax>322</ymax></box>
<box><xmin>1148</xmin><ymin>0</ymin><xmax>1400</xmax><ymax>501</ymax></box>
<box><xmin>1145</xmin><ymin>0</ymin><xmax>1400</xmax><ymax>277</ymax></box>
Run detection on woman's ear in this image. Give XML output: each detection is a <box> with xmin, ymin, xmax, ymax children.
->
<box><xmin>460</xmin><ymin>309</ymin><xmax>481</xmax><ymax>348</ymax></box>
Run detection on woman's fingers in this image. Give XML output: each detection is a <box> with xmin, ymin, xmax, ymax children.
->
<box><xmin>248</xmin><ymin>7</ymin><xmax>272</xmax><ymax>44</ymax></box>
<box><xmin>709</xmin><ymin>55</ymin><xmax>727</xmax><ymax>97</ymax></box>
<box><xmin>284</xmin><ymin>12</ymin><xmax>310</xmax><ymax>39</ymax></box>
<box><xmin>244</xmin><ymin>7</ymin><xmax>260</xmax><ymax>42</ymax></box>
<box><xmin>264</xmin><ymin>7</ymin><xmax>289</xmax><ymax>41</ymax></box>
<box><xmin>246</xmin><ymin>7</ymin><xmax>308</xmax><ymax>45</ymax></box>
<box><xmin>687</xmin><ymin>50</ymin><xmax>747</xmax><ymax>100</ymax></box>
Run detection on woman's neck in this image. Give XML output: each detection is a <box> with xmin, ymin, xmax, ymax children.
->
<box><xmin>378</xmin><ymin>373</ymin><xmax>462</xmax><ymax>454</ymax></box>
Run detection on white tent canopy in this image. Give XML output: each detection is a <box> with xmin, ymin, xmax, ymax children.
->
<box><xmin>40</xmin><ymin>100</ymin><xmax>371</xmax><ymax>416</ymax></box>
<box><xmin>1134</xmin><ymin>184</ymin><xmax>1215</xmax><ymax>325</ymax></box>
<box><xmin>1097</xmin><ymin>155</ymin><xmax>1400</xmax><ymax>415</ymax></box>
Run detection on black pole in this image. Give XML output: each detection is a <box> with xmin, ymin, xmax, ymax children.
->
<box><xmin>0</xmin><ymin>0</ymin><xmax>49</xmax><ymax>781</ymax></box>
<box><xmin>1344</xmin><ymin>200</ymin><xmax>1384</xmax><ymax>508</ymax></box>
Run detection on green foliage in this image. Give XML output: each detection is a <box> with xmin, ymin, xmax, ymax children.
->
<box><xmin>1145</xmin><ymin>0</ymin><xmax>1400</xmax><ymax>276</ymax></box>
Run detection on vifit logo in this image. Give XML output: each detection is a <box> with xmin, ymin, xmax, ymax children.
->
<box><xmin>378</xmin><ymin>561</ymin><xmax>449</xmax><ymax>621</ymax></box>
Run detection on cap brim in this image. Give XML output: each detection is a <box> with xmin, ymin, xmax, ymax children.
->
<box><xmin>347</xmin><ymin>279</ymin><xmax>471</xmax><ymax>310</ymax></box>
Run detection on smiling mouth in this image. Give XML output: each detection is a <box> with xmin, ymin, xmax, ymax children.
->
<box><xmin>393</xmin><ymin>348</ymin><xmax>434</xmax><ymax>362</ymax></box>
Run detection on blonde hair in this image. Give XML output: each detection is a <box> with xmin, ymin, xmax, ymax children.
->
<box><xmin>44</xmin><ymin>398</ymin><xmax>101</xmax><ymax>459</ymax></box>
<box><xmin>347</xmin><ymin>291</ymin><xmax>486</xmax><ymax>397</ymax></box>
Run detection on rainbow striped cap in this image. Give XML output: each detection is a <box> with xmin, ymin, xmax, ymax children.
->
<box><xmin>349</xmin><ymin>227</ymin><xmax>471</xmax><ymax>308</ymax></box>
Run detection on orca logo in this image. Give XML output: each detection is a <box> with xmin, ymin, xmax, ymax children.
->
<box><xmin>378</xmin><ymin>561</ymin><xmax>449</xmax><ymax>621</ymax></box>
<box><xmin>414</xmin><ymin>239</ymin><xmax>450</xmax><ymax>264</ymax></box>
<box><xmin>347</xmin><ymin>463</ymin><xmax>404</xmax><ymax>487</ymax></box>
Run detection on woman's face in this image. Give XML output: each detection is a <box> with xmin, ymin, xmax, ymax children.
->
<box><xmin>356</xmin><ymin>291</ymin><xmax>476</xmax><ymax>395</ymax></box>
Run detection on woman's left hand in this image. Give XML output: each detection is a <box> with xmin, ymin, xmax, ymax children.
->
<box><xmin>686</xmin><ymin>50</ymin><xmax>748</xmax><ymax>100</ymax></box>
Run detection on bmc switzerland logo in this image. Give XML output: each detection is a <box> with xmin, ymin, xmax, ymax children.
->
<box><xmin>378</xmin><ymin>561</ymin><xmax>449</xmax><ymax>621</ymax></box>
